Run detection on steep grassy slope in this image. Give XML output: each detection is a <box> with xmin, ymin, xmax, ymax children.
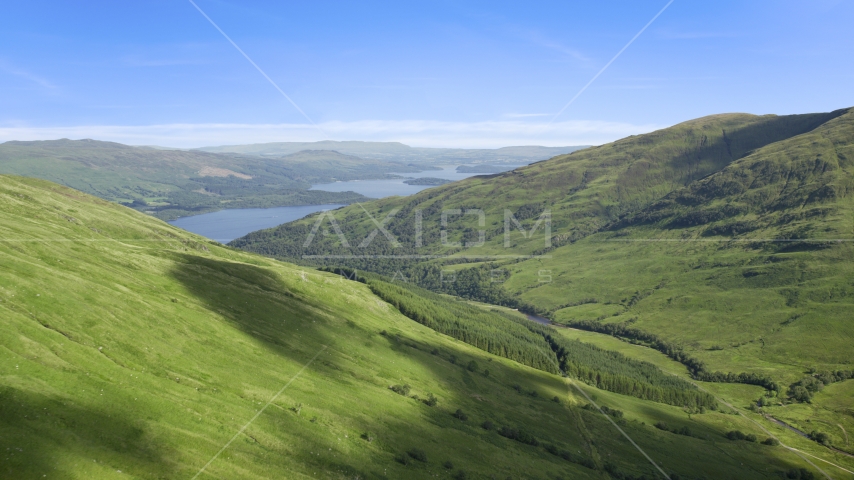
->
<box><xmin>0</xmin><ymin>175</ymin><xmax>831</xmax><ymax>479</ymax></box>
<box><xmin>325</xmin><ymin>268</ymin><xmax>717</xmax><ymax>409</ymax></box>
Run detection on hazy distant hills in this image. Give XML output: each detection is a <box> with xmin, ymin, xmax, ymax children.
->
<box><xmin>0</xmin><ymin>139</ymin><xmax>436</xmax><ymax>220</ymax></box>
<box><xmin>197</xmin><ymin>140</ymin><xmax>589</xmax><ymax>165</ymax></box>
<box><xmin>0</xmin><ymin>139</ymin><xmax>579</xmax><ymax>220</ymax></box>
<box><xmin>456</xmin><ymin>164</ymin><xmax>513</xmax><ymax>173</ymax></box>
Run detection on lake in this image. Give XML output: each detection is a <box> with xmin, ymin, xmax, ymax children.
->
<box><xmin>309</xmin><ymin>165</ymin><xmax>520</xmax><ymax>197</ymax></box>
<box><xmin>170</xmin><ymin>164</ymin><xmax>521</xmax><ymax>243</ymax></box>
<box><xmin>169</xmin><ymin>204</ymin><xmax>345</xmax><ymax>244</ymax></box>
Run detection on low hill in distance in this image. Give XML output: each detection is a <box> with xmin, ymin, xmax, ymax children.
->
<box><xmin>0</xmin><ymin>175</ymin><xmax>834</xmax><ymax>478</ymax></box>
<box><xmin>197</xmin><ymin>140</ymin><xmax>589</xmax><ymax>165</ymax></box>
<box><xmin>0</xmin><ymin>140</ymin><xmax>447</xmax><ymax>220</ymax></box>
<box><xmin>456</xmin><ymin>164</ymin><xmax>515</xmax><ymax>174</ymax></box>
<box><xmin>403</xmin><ymin>177</ymin><xmax>453</xmax><ymax>186</ymax></box>
<box><xmin>0</xmin><ymin>139</ymin><xmax>580</xmax><ymax>222</ymax></box>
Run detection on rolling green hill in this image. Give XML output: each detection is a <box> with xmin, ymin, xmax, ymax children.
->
<box><xmin>230</xmin><ymin>108</ymin><xmax>854</xmax><ymax>448</ymax></box>
<box><xmin>1</xmin><ymin>175</ymin><xmax>841</xmax><ymax>479</ymax></box>
<box><xmin>233</xmin><ymin>108</ymin><xmax>849</xmax><ymax>260</ymax></box>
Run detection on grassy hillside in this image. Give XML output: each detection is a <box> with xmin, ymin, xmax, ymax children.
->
<box><xmin>231</xmin><ymin>108</ymin><xmax>853</xmax><ymax>358</ymax></box>
<box><xmin>0</xmin><ymin>175</ymin><xmax>836</xmax><ymax>478</ymax></box>
<box><xmin>324</xmin><ymin>268</ymin><xmax>717</xmax><ymax>409</ymax></box>
<box><xmin>506</xmin><ymin>108</ymin><xmax>854</xmax><ymax>374</ymax></box>
<box><xmin>231</xmin><ymin>109</ymin><xmax>848</xmax><ymax>262</ymax></box>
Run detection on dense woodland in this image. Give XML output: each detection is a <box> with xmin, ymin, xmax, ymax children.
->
<box><xmin>564</xmin><ymin>319</ymin><xmax>780</xmax><ymax>393</ymax></box>
<box><xmin>787</xmin><ymin>370</ymin><xmax>854</xmax><ymax>403</ymax></box>
<box><xmin>326</xmin><ymin>268</ymin><xmax>717</xmax><ymax>409</ymax></box>
<box><xmin>324</xmin><ymin>267</ymin><xmax>560</xmax><ymax>373</ymax></box>
<box><xmin>519</xmin><ymin>318</ymin><xmax>718</xmax><ymax>409</ymax></box>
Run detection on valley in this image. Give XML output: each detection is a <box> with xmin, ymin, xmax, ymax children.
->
<box><xmin>228</xmin><ymin>107</ymin><xmax>854</xmax><ymax>477</ymax></box>
<box><xmin>2</xmin><ymin>108</ymin><xmax>852</xmax><ymax>480</ymax></box>
<box><xmin>2</xmin><ymin>172</ymin><xmax>847</xmax><ymax>478</ymax></box>
<box><xmin>4</xmin><ymin>2</ymin><xmax>853</xmax><ymax>478</ymax></box>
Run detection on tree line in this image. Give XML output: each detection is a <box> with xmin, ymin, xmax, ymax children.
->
<box><xmin>787</xmin><ymin>369</ymin><xmax>854</xmax><ymax>403</ymax></box>
<box><xmin>519</xmin><ymin>318</ymin><xmax>717</xmax><ymax>409</ymax></box>
<box><xmin>564</xmin><ymin>319</ymin><xmax>780</xmax><ymax>393</ymax></box>
<box><xmin>324</xmin><ymin>267</ymin><xmax>560</xmax><ymax>373</ymax></box>
<box><xmin>325</xmin><ymin>267</ymin><xmax>716</xmax><ymax>409</ymax></box>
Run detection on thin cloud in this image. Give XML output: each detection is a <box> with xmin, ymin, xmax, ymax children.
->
<box><xmin>596</xmin><ymin>84</ymin><xmax>658</xmax><ymax>90</ymax></box>
<box><xmin>0</xmin><ymin>119</ymin><xmax>663</xmax><ymax>149</ymax></box>
<box><xmin>502</xmin><ymin>113</ymin><xmax>551</xmax><ymax>118</ymax></box>
<box><xmin>0</xmin><ymin>62</ymin><xmax>58</xmax><ymax>90</ymax></box>
<box><xmin>530</xmin><ymin>36</ymin><xmax>589</xmax><ymax>62</ymax></box>
<box><xmin>518</xmin><ymin>30</ymin><xmax>590</xmax><ymax>63</ymax></box>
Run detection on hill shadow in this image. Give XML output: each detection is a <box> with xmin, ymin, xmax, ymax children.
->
<box><xmin>0</xmin><ymin>386</ymin><xmax>175</xmax><ymax>478</ymax></box>
<box><xmin>166</xmin><ymin>254</ymin><xmax>603</xmax><ymax>476</ymax></box>
<box><xmin>663</xmin><ymin>109</ymin><xmax>850</xmax><ymax>185</ymax></box>
<box><xmin>166</xmin><ymin>253</ymin><xmax>812</xmax><ymax>478</ymax></box>
<box><xmin>167</xmin><ymin>253</ymin><xmax>339</xmax><ymax>367</ymax></box>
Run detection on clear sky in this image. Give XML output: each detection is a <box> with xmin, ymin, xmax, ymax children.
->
<box><xmin>1</xmin><ymin>0</ymin><xmax>852</xmax><ymax>148</ymax></box>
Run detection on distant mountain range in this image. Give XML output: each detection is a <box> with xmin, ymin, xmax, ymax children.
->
<box><xmin>0</xmin><ymin>139</ymin><xmax>387</xmax><ymax>220</ymax></box>
<box><xmin>0</xmin><ymin>139</ymin><xmax>582</xmax><ymax>220</ymax></box>
<box><xmin>196</xmin><ymin>140</ymin><xmax>589</xmax><ymax>165</ymax></box>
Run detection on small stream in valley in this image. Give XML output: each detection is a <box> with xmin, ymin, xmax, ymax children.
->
<box><xmin>524</xmin><ymin>313</ymin><xmax>551</xmax><ymax>325</ymax></box>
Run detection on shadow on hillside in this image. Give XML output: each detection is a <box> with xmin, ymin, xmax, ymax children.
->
<box><xmin>166</xmin><ymin>253</ymin><xmax>547</xmax><ymax>402</ymax></box>
<box><xmin>664</xmin><ymin>109</ymin><xmax>849</xmax><ymax>185</ymax></box>
<box><xmin>166</xmin><ymin>254</ymin><xmax>603</xmax><ymax>476</ymax></box>
<box><xmin>167</xmin><ymin>253</ymin><xmax>338</xmax><ymax>366</ymax></box>
<box><xmin>166</xmin><ymin>254</ymin><xmax>810</xmax><ymax>478</ymax></box>
<box><xmin>0</xmin><ymin>386</ymin><xmax>175</xmax><ymax>478</ymax></box>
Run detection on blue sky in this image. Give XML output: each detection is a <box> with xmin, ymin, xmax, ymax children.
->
<box><xmin>1</xmin><ymin>0</ymin><xmax>852</xmax><ymax>148</ymax></box>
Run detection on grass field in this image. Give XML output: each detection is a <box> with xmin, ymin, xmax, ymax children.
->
<box><xmin>1</xmin><ymin>174</ymin><xmax>844</xmax><ymax>478</ymax></box>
